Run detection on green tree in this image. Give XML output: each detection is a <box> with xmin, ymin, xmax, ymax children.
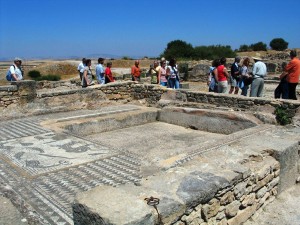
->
<box><xmin>161</xmin><ymin>40</ymin><xmax>194</xmax><ymax>59</ymax></box>
<box><xmin>250</xmin><ymin>42</ymin><xmax>267</xmax><ymax>51</ymax></box>
<box><xmin>193</xmin><ymin>45</ymin><xmax>236</xmax><ymax>60</ymax></box>
<box><xmin>238</xmin><ymin>44</ymin><xmax>251</xmax><ymax>52</ymax></box>
<box><xmin>270</xmin><ymin>38</ymin><xmax>289</xmax><ymax>51</ymax></box>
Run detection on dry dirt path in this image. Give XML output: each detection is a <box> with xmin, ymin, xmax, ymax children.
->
<box><xmin>244</xmin><ymin>184</ymin><xmax>300</xmax><ymax>225</ymax></box>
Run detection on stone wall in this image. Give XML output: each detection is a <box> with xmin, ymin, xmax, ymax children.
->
<box><xmin>173</xmin><ymin>156</ymin><xmax>279</xmax><ymax>225</ymax></box>
<box><xmin>73</xmin><ymin>155</ymin><xmax>281</xmax><ymax>225</ymax></box>
<box><xmin>0</xmin><ymin>85</ymin><xmax>19</xmax><ymax>108</ymax></box>
<box><xmin>0</xmin><ymin>81</ymin><xmax>299</xmax><ymax>122</ymax></box>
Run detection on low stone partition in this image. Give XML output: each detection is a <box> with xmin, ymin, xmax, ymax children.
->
<box><xmin>73</xmin><ymin>154</ymin><xmax>280</xmax><ymax>225</ymax></box>
<box><xmin>0</xmin><ymin>81</ymin><xmax>299</xmax><ymax>122</ymax></box>
<box><xmin>0</xmin><ymin>85</ymin><xmax>19</xmax><ymax>108</ymax></box>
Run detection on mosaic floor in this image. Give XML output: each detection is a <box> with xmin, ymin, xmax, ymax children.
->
<box><xmin>0</xmin><ymin>106</ymin><xmax>143</xmax><ymax>225</ymax></box>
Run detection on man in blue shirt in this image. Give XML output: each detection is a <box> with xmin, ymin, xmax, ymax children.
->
<box><xmin>96</xmin><ymin>58</ymin><xmax>105</xmax><ymax>84</ymax></box>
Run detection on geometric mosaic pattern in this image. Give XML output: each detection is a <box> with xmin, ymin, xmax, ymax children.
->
<box><xmin>0</xmin><ymin>118</ymin><xmax>51</xmax><ymax>141</ymax></box>
<box><xmin>0</xmin><ymin>109</ymin><xmax>143</xmax><ymax>225</ymax></box>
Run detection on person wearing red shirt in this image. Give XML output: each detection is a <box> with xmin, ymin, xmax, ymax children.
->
<box><xmin>105</xmin><ymin>62</ymin><xmax>115</xmax><ymax>83</ymax></box>
<box><xmin>131</xmin><ymin>60</ymin><xmax>141</xmax><ymax>81</ymax></box>
<box><xmin>285</xmin><ymin>50</ymin><xmax>300</xmax><ymax>100</ymax></box>
<box><xmin>217</xmin><ymin>57</ymin><xmax>229</xmax><ymax>93</ymax></box>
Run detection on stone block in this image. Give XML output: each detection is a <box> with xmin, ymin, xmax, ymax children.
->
<box><xmin>241</xmin><ymin>193</ymin><xmax>256</xmax><ymax>208</ymax></box>
<box><xmin>225</xmin><ymin>200</ymin><xmax>241</xmax><ymax>218</ymax></box>
<box><xmin>227</xmin><ymin>203</ymin><xmax>257</xmax><ymax>225</ymax></box>
<box><xmin>220</xmin><ymin>191</ymin><xmax>235</xmax><ymax>205</ymax></box>
<box><xmin>256</xmin><ymin>186</ymin><xmax>268</xmax><ymax>199</ymax></box>
<box><xmin>253</xmin><ymin>173</ymin><xmax>274</xmax><ymax>192</ymax></box>
<box><xmin>234</xmin><ymin>181</ymin><xmax>247</xmax><ymax>199</ymax></box>
<box><xmin>201</xmin><ymin>199</ymin><xmax>220</xmax><ymax>221</ymax></box>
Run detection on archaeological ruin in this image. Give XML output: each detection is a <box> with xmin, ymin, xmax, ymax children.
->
<box><xmin>0</xmin><ymin>76</ymin><xmax>299</xmax><ymax>225</ymax></box>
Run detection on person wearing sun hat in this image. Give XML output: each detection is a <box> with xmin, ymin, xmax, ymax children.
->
<box><xmin>250</xmin><ymin>56</ymin><xmax>267</xmax><ymax>97</ymax></box>
<box><xmin>7</xmin><ymin>57</ymin><xmax>23</xmax><ymax>81</ymax></box>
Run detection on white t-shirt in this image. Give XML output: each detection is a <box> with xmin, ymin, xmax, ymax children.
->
<box><xmin>77</xmin><ymin>62</ymin><xmax>85</xmax><ymax>73</ymax></box>
<box><xmin>9</xmin><ymin>64</ymin><xmax>23</xmax><ymax>80</ymax></box>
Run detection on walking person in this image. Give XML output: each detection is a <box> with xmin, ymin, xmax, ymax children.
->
<box><xmin>131</xmin><ymin>60</ymin><xmax>141</xmax><ymax>82</ymax></box>
<box><xmin>208</xmin><ymin>59</ymin><xmax>219</xmax><ymax>92</ymax></box>
<box><xmin>274</xmin><ymin>62</ymin><xmax>289</xmax><ymax>99</ymax></box>
<box><xmin>285</xmin><ymin>50</ymin><xmax>300</xmax><ymax>100</ymax></box>
<box><xmin>229</xmin><ymin>57</ymin><xmax>241</xmax><ymax>94</ymax></box>
<box><xmin>158</xmin><ymin>60</ymin><xmax>168</xmax><ymax>87</ymax></box>
<box><xmin>6</xmin><ymin>57</ymin><xmax>23</xmax><ymax>81</ymax></box>
<box><xmin>82</xmin><ymin>59</ymin><xmax>94</xmax><ymax>88</ymax></box>
<box><xmin>166</xmin><ymin>58</ymin><xmax>180</xmax><ymax>89</ymax></box>
<box><xmin>240</xmin><ymin>57</ymin><xmax>252</xmax><ymax>96</ymax></box>
<box><xmin>217</xmin><ymin>57</ymin><xmax>229</xmax><ymax>93</ymax></box>
<box><xmin>96</xmin><ymin>58</ymin><xmax>105</xmax><ymax>84</ymax></box>
<box><xmin>77</xmin><ymin>58</ymin><xmax>86</xmax><ymax>81</ymax></box>
<box><xmin>250</xmin><ymin>57</ymin><xmax>267</xmax><ymax>97</ymax></box>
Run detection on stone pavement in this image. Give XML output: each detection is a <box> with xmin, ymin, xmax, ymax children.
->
<box><xmin>0</xmin><ymin>196</ymin><xmax>28</xmax><ymax>225</ymax></box>
<box><xmin>0</xmin><ymin>105</ymin><xmax>143</xmax><ymax>225</ymax></box>
<box><xmin>0</xmin><ymin>104</ymin><xmax>299</xmax><ymax>225</ymax></box>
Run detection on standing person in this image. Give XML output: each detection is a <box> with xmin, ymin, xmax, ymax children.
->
<box><xmin>149</xmin><ymin>61</ymin><xmax>159</xmax><ymax>84</ymax></box>
<box><xmin>96</xmin><ymin>58</ymin><xmax>105</xmax><ymax>84</ymax></box>
<box><xmin>82</xmin><ymin>59</ymin><xmax>94</xmax><ymax>88</ymax></box>
<box><xmin>166</xmin><ymin>58</ymin><xmax>180</xmax><ymax>89</ymax></box>
<box><xmin>229</xmin><ymin>57</ymin><xmax>241</xmax><ymax>94</ymax></box>
<box><xmin>240</xmin><ymin>57</ymin><xmax>252</xmax><ymax>96</ymax></box>
<box><xmin>131</xmin><ymin>60</ymin><xmax>141</xmax><ymax>81</ymax></box>
<box><xmin>158</xmin><ymin>60</ymin><xmax>168</xmax><ymax>87</ymax></box>
<box><xmin>217</xmin><ymin>57</ymin><xmax>229</xmax><ymax>93</ymax></box>
<box><xmin>77</xmin><ymin>58</ymin><xmax>86</xmax><ymax>81</ymax></box>
<box><xmin>105</xmin><ymin>62</ymin><xmax>115</xmax><ymax>83</ymax></box>
<box><xmin>250</xmin><ymin>57</ymin><xmax>267</xmax><ymax>97</ymax></box>
<box><xmin>208</xmin><ymin>59</ymin><xmax>219</xmax><ymax>92</ymax></box>
<box><xmin>7</xmin><ymin>58</ymin><xmax>23</xmax><ymax>81</ymax></box>
<box><xmin>274</xmin><ymin>62</ymin><xmax>289</xmax><ymax>99</ymax></box>
<box><xmin>285</xmin><ymin>50</ymin><xmax>300</xmax><ymax>100</ymax></box>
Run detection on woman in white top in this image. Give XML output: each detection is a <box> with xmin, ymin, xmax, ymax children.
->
<box><xmin>166</xmin><ymin>58</ymin><xmax>180</xmax><ymax>89</ymax></box>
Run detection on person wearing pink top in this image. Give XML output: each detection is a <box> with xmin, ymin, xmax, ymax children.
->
<box><xmin>217</xmin><ymin>57</ymin><xmax>229</xmax><ymax>93</ymax></box>
<box><xmin>158</xmin><ymin>60</ymin><xmax>168</xmax><ymax>86</ymax></box>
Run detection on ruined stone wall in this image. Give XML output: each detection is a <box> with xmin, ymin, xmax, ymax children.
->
<box><xmin>0</xmin><ymin>85</ymin><xmax>19</xmax><ymax>108</ymax></box>
<box><xmin>0</xmin><ymin>81</ymin><xmax>299</xmax><ymax>121</ymax></box>
<box><xmin>73</xmin><ymin>155</ymin><xmax>281</xmax><ymax>225</ymax></box>
<box><xmin>172</xmin><ymin>157</ymin><xmax>280</xmax><ymax>225</ymax></box>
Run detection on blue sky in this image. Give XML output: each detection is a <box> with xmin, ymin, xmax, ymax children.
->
<box><xmin>0</xmin><ymin>0</ymin><xmax>300</xmax><ymax>59</ymax></box>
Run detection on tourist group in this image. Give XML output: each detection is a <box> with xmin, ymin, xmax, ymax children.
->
<box><xmin>207</xmin><ymin>50</ymin><xmax>300</xmax><ymax>100</ymax></box>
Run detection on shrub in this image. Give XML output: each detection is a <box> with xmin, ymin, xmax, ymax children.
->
<box><xmin>270</xmin><ymin>38</ymin><xmax>289</xmax><ymax>51</ymax></box>
<box><xmin>238</xmin><ymin>44</ymin><xmax>251</xmax><ymax>52</ymax></box>
<box><xmin>193</xmin><ymin>45</ymin><xmax>236</xmax><ymax>60</ymax></box>
<box><xmin>28</xmin><ymin>70</ymin><xmax>41</xmax><ymax>79</ymax></box>
<box><xmin>274</xmin><ymin>106</ymin><xmax>292</xmax><ymax>125</ymax></box>
<box><xmin>36</xmin><ymin>74</ymin><xmax>61</xmax><ymax>81</ymax></box>
<box><xmin>250</xmin><ymin>42</ymin><xmax>267</xmax><ymax>51</ymax></box>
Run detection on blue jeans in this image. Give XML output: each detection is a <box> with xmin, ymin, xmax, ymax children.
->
<box><xmin>97</xmin><ymin>74</ymin><xmax>105</xmax><ymax>84</ymax></box>
<box><xmin>168</xmin><ymin>78</ymin><xmax>180</xmax><ymax>89</ymax></box>
<box><xmin>160</xmin><ymin>81</ymin><xmax>168</xmax><ymax>87</ymax></box>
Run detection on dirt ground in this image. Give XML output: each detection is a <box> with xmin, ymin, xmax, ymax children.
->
<box><xmin>244</xmin><ymin>184</ymin><xmax>300</xmax><ymax>225</ymax></box>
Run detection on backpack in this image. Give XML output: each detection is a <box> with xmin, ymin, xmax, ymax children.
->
<box><xmin>6</xmin><ymin>65</ymin><xmax>15</xmax><ymax>81</ymax></box>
